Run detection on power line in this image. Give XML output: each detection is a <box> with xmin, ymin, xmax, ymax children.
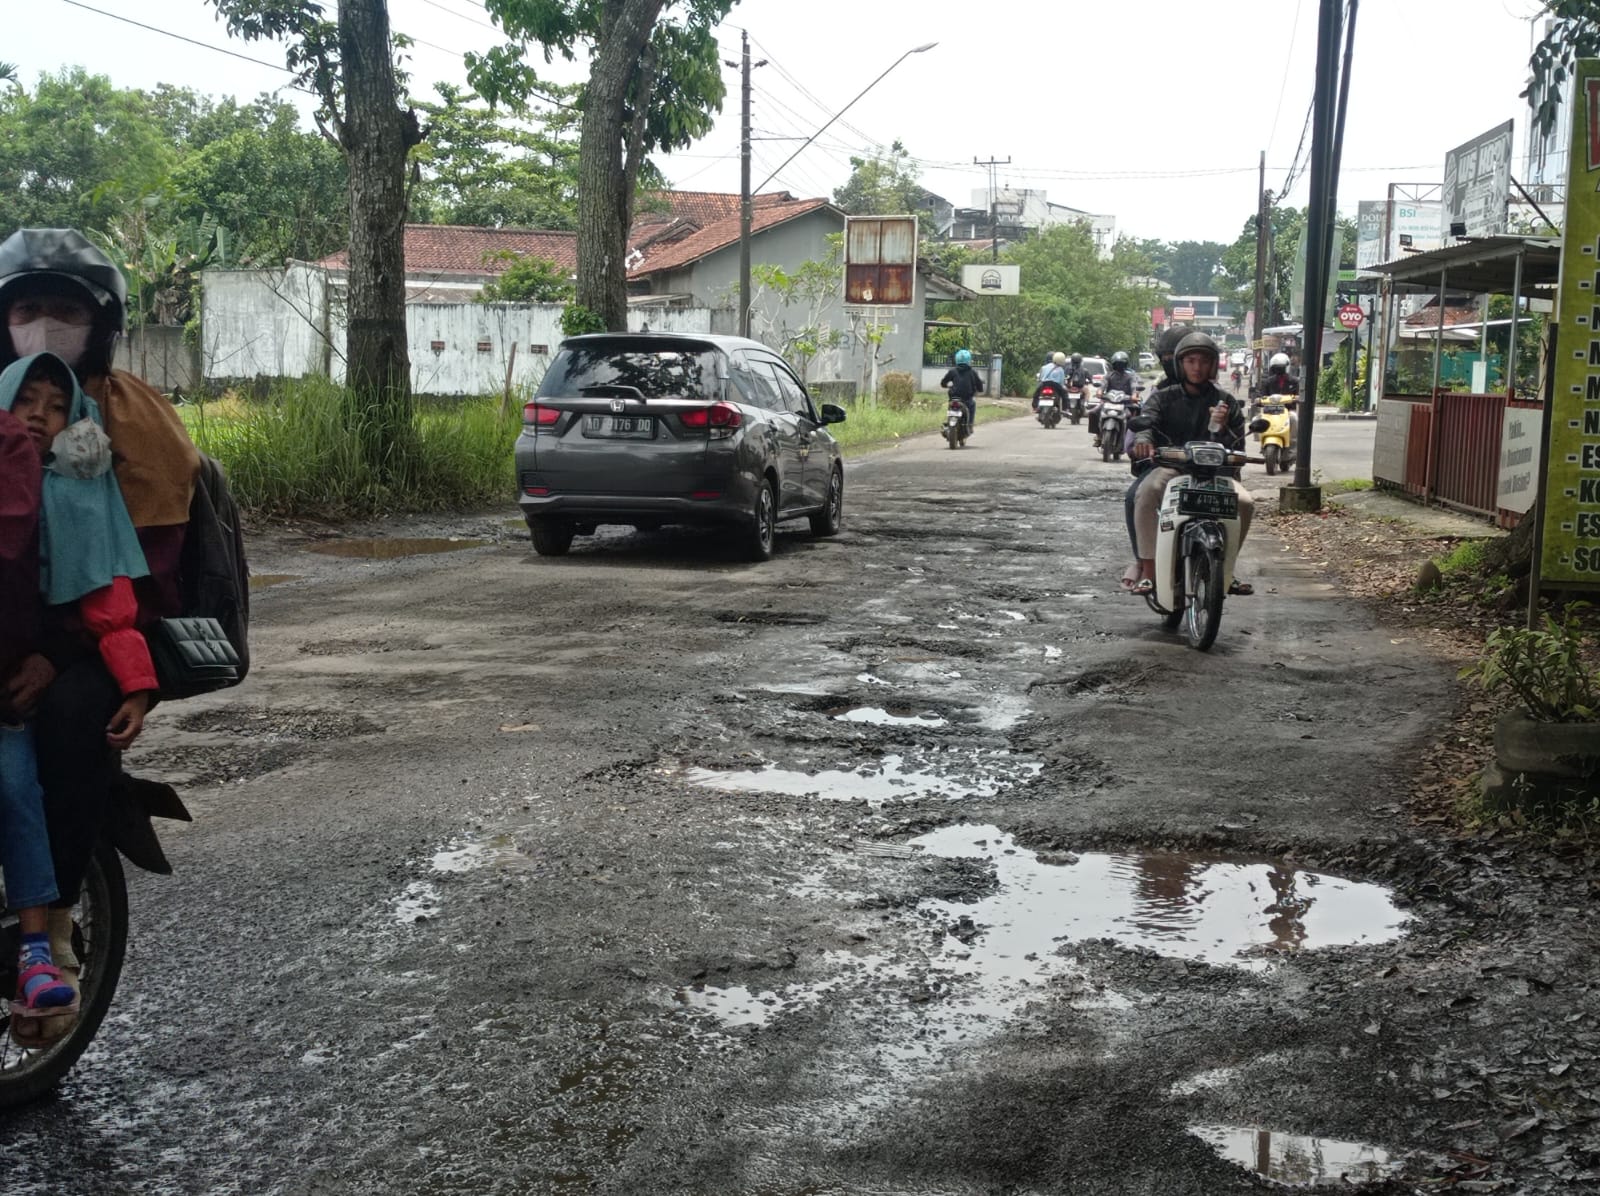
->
<box><xmin>1265</xmin><ymin>0</ymin><xmax>1308</xmax><ymax>156</ymax></box>
<box><xmin>410</xmin><ymin>0</ymin><xmax>500</xmax><ymax>32</ymax></box>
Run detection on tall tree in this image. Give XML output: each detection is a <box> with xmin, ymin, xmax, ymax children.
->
<box><xmin>833</xmin><ymin>141</ymin><xmax>923</xmax><ymax>215</ymax></box>
<box><xmin>470</xmin><ymin>0</ymin><xmax>737</xmax><ymax>331</ymax></box>
<box><xmin>209</xmin><ymin>0</ymin><xmax>425</xmax><ymax>470</ymax></box>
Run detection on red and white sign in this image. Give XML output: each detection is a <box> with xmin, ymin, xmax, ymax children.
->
<box><xmin>1336</xmin><ymin>303</ymin><xmax>1365</xmax><ymax>330</ymax></box>
<box><xmin>1172</xmin><ymin>305</ymin><xmax>1196</xmax><ymax>320</ymax></box>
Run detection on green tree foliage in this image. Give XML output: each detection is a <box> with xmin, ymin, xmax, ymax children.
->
<box><xmin>1219</xmin><ymin>204</ymin><xmax>1307</xmax><ymax>324</ymax></box>
<box><xmin>0</xmin><ymin>67</ymin><xmax>175</xmax><ymax>233</ymax></box>
<box><xmin>940</xmin><ymin>223</ymin><xmax>1158</xmax><ymax>394</ymax></box>
<box><xmin>1525</xmin><ymin>2</ymin><xmax>1600</xmax><ymax>140</ymax></box>
<box><xmin>470</xmin><ymin>0</ymin><xmax>738</xmax><ymax>329</ymax></box>
<box><xmin>477</xmin><ymin>253</ymin><xmax>574</xmax><ymax>303</ymax></box>
<box><xmin>832</xmin><ymin>141</ymin><xmax>923</xmax><ymax>215</ymax></box>
<box><xmin>410</xmin><ymin>82</ymin><xmax>583</xmax><ymax>228</ymax></box>
<box><xmin>1162</xmin><ymin>240</ymin><xmax>1230</xmax><ymax>295</ymax></box>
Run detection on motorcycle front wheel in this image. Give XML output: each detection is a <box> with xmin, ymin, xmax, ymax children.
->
<box><xmin>1184</xmin><ymin>540</ymin><xmax>1226</xmax><ymax>651</ymax></box>
<box><xmin>1263</xmin><ymin>444</ymin><xmax>1280</xmax><ymax>475</ymax></box>
<box><xmin>0</xmin><ymin>842</ymin><xmax>129</xmax><ymax>1107</ymax></box>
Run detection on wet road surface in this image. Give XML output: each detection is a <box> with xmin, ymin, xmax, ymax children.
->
<box><xmin>3</xmin><ymin>414</ymin><xmax>1463</xmax><ymax>1193</ymax></box>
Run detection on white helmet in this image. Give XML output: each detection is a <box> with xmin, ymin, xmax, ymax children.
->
<box><xmin>1269</xmin><ymin>352</ymin><xmax>1290</xmax><ymax>370</ymax></box>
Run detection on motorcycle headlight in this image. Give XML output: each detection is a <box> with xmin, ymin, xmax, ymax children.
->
<box><xmin>1189</xmin><ymin>444</ymin><xmax>1227</xmax><ymax>467</ymax></box>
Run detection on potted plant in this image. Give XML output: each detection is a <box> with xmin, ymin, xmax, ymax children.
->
<box><xmin>1463</xmin><ymin>607</ymin><xmax>1600</xmax><ymax>815</ymax></box>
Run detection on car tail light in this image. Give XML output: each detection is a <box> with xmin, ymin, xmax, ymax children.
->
<box><xmin>681</xmin><ymin>403</ymin><xmax>743</xmax><ymax>439</ymax></box>
<box><xmin>522</xmin><ymin>403</ymin><xmax>560</xmax><ymax>427</ymax></box>
<box><xmin>689</xmin><ymin>490</ymin><xmax>722</xmax><ymax>500</ymax></box>
<box><xmin>523</xmin><ymin>486</ymin><xmax>550</xmax><ymax>496</ymax></box>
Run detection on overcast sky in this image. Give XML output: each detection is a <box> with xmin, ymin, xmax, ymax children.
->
<box><xmin>10</xmin><ymin>0</ymin><xmax>1554</xmax><ymax>245</ymax></box>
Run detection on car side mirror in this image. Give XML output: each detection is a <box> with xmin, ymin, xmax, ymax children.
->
<box><xmin>819</xmin><ymin>403</ymin><xmax>847</xmax><ymax>425</ymax></box>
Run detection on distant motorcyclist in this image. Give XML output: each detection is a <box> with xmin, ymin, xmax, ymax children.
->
<box><xmin>1033</xmin><ymin>351</ymin><xmax>1067</xmax><ymax>412</ymax></box>
<box><xmin>1257</xmin><ymin>350</ymin><xmax>1301</xmax><ymax>446</ymax></box>
<box><xmin>1036</xmin><ymin>353</ymin><xmax>1059</xmax><ymax>384</ymax></box>
<box><xmin>1065</xmin><ymin>352</ymin><xmax>1091</xmax><ymax>391</ymax></box>
<box><xmin>1090</xmin><ymin>351</ymin><xmax>1138</xmax><ymax>437</ymax></box>
<box><xmin>1128</xmin><ymin>331</ymin><xmax>1255</xmax><ymax>596</ymax></box>
<box><xmin>940</xmin><ymin>348</ymin><xmax>983</xmax><ymax>435</ymax></box>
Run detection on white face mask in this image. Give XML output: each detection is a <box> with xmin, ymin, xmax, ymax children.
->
<box><xmin>10</xmin><ymin>318</ymin><xmax>92</xmax><ymax>368</ymax></box>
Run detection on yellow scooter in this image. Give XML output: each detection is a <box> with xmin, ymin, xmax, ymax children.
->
<box><xmin>1253</xmin><ymin>398</ymin><xmax>1296</xmax><ymax>476</ymax></box>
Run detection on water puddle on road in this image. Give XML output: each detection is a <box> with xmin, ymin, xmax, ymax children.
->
<box><xmin>431</xmin><ymin>833</ymin><xmax>538</xmax><ymax>873</ymax></box>
<box><xmin>915</xmin><ymin>825</ymin><xmax>1411</xmax><ymax>969</ymax></box>
<box><xmin>687</xmin><ymin>751</ymin><xmax>1041</xmax><ymax>805</ymax></box>
<box><xmin>1188</xmin><ymin>1124</ymin><xmax>1401</xmax><ymax>1188</ymax></box>
<box><xmin>827</xmin><ymin>705</ymin><xmax>948</xmax><ymax>728</ymax></box>
<box><xmin>306</xmin><ymin>536</ymin><xmax>488</xmax><ymax>559</ymax></box>
<box><xmin>392</xmin><ymin>880</ymin><xmax>442</xmax><ymax>924</ymax></box>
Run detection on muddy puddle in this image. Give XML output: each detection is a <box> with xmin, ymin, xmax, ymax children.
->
<box><xmin>827</xmin><ymin>705</ymin><xmax>948</xmax><ymax>728</ymax></box>
<box><xmin>1188</xmin><ymin>1123</ymin><xmax>1401</xmax><ymax>1187</ymax></box>
<box><xmin>686</xmin><ymin>751</ymin><xmax>1041</xmax><ymax>805</ymax></box>
<box><xmin>306</xmin><ymin>536</ymin><xmax>488</xmax><ymax>559</ymax></box>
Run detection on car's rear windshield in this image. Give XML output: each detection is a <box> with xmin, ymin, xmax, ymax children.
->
<box><xmin>1084</xmin><ymin>358</ymin><xmax>1108</xmax><ymax>373</ymax></box>
<box><xmin>538</xmin><ymin>345</ymin><xmax>721</xmax><ymax>400</ymax></box>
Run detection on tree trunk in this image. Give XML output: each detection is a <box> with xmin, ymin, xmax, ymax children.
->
<box><xmin>339</xmin><ymin>0</ymin><xmax>423</xmax><ymax>473</ymax></box>
<box><xmin>576</xmin><ymin>0</ymin><xmax>664</xmax><ymax>331</ymax></box>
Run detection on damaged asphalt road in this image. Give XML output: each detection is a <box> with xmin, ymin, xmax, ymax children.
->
<box><xmin>5</xmin><ymin>416</ymin><xmax>1600</xmax><ymax>1194</ymax></box>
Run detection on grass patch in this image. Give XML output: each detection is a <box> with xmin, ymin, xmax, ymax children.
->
<box><xmin>1437</xmin><ymin>539</ymin><xmax>1488</xmax><ymax>575</ymax></box>
<box><xmin>1323</xmin><ymin>477</ymin><xmax>1373</xmax><ymax>494</ymax></box>
<box><xmin>830</xmin><ymin>394</ymin><xmax>1026</xmax><ymax>456</ymax></box>
<box><xmin>182</xmin><ymin>378</ymin><xmax>519</xmax><ymax>517</ymax></box>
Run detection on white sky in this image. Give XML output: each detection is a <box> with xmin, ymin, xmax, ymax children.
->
<box><xmin>8</xmin><ymin>0</ymin><xmax>1554</xmax><ymax>245</ymax></box>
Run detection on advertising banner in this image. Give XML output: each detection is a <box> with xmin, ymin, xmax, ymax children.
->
<box><xmin>1356</xmin><ymin>200</ymin><xmax>1386</xmax><ymax>273</ymax></box>
<box><xmin>960</xmin><ymin>264</ymin><xmax>1020</xmax><ymax>296</ymax></box>
<box><xmin>1541</xmin><ymin>62</ymin><xmax>1600</xmax><ymax>583</ymax></box>
<box><xmin>1387</xmin><ymin>201</ymin><xmax>1442</xmax><ymax>259</ymax></box>
<box><xmin>1442</xmin><ymin>120</ymin><xmax>1514</xmax><ymax>239</ymax></box>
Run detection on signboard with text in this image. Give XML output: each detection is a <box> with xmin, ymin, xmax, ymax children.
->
<box><xmin>960</xmin><ymin>264</ymin><xmax>1020</xmax><ymax>296</ymax></box>
<box><xmin>1498</xmin><ymin>402</ymin><xmax>1543</xmax><ymax>515</ymax></box>
<box><xmin>1356</xmin><ymin>200</ymin><xmax>1385</xmax><ymax>273</ymax></box>
<box><xmin>1541</xmin><ymin>61</ymin><xmax>1600</xmax><ymax>583</ymax></box>
<box><xmin>1443</xmin><ymin>120</ymin><xmax>1513</xmax><ymax>240</ymax></box>
<box><xmin>1388</xmin><ymin>201</ymin><xmax>1442</xmax><ymax>259</ymax></box>
<box><xmin>1172</xmin><ymin>306</ymin><xmax>1195</xmax><ymax>320</ymax></box>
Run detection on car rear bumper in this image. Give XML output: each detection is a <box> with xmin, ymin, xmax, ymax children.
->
<box><xmin>518</xmin><ymin>472</ymin><xmax>761</xmax><ymax>527</ymax></box>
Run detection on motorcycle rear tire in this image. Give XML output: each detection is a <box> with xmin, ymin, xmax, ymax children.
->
<box><xmin>1184</xmin><ymin>541</ymin><xmax>1225</xmax><ymax>651</ymax></box>
<box><xmin>947</xmin><ymin>429</ymin><xmax>958</xmax><ymax>449</ymax></box>
<box><xmin>0</xmin><ymin>843</ymin><xmax>128</xmax><ymax>1108</ymax></box>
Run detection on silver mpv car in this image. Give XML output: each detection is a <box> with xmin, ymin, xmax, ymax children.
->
<box><xmin>516</xmin><ymin>333</ymin><xmax>847</xmax><ymax>560</ymax></box>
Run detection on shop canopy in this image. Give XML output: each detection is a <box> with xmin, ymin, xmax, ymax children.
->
<box><xmin>1365</xmin><ymin>235</ymin><xmax>1562</xmax><ymax>296</ymax></box>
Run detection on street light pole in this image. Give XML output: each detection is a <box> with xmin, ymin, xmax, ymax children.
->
<box><xmin>737</xmin><ymin>42</ymin><xmax>937</xmax><ymax>341</ymax></box>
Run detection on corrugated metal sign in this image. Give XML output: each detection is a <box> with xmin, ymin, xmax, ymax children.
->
<box><xmin>845</xmin><ymin>215</ymin><xmax>918</xmax><ymax>307</ymax></box>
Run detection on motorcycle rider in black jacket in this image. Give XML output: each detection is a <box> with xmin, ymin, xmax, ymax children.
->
<box><xmin>940</xmin><ymin>349</ymin><xmax>983</xmax><ymax>435</ymax></box>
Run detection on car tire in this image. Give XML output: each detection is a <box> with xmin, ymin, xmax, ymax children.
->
<box><xmin>529</xmin><ymin>517</ymin><xmax>575</xmax><ymax>557</ymax></box>
<box><xmin>744</xmin><ymin>478</ymin><xmax>777</xmax><ymax>561</ymax></box>
<box><xmin>809</xmin><ymin>467</ymin><xmax>843</xmax><ymax>536</ymax></box>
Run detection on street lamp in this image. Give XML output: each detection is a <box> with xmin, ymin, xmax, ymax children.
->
<box><xmin>738</xmin><ymin>41</ymin><xmax>937</xmax><ymax>336</ymax></box>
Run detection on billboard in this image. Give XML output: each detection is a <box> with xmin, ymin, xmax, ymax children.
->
<box><xmin>1355</xmin><ymin>200</ymin><xmax>1385</xmax><ymax>273</ymax></box>
<box><xmin>1388</xmin><ymin>201</ymin><xmax>1442</xmax><ymax>258</ymax></box>
<box><xmin>960</xmin><ymin>264</ymin><xmax>1020</xmax><ymax>296</ymax></box>
<box><xmin>844</xmin><ymin>215</ymin><xmax>917</xmax><ymax>307</ymax></box>
<box><xmin>1442</xmin><ymin>120</ymin><xmax>1513</xmax><ymax>239</ymax></box>
<box><xmin>1540</xmin><ymin>62</ymin><xmax>1600</xmax><ymax>584</ymax></box>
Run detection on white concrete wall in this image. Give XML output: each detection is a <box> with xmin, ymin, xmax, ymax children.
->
<box><xmin>202</xmin><ymin>266</ymin><xmax>712</xmax><ymax>395</ymax></box>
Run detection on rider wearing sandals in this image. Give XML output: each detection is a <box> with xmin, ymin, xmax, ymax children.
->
<box><xmin>1128</xmin><ymin>331</ymin><xmax>1256</xmax><ymax>597</ymax></box>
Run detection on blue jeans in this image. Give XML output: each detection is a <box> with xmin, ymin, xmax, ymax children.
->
<box><xmin>0</xmin><ymin>722</ymin><xmax>58</xmax><ymax>910</ymax></box>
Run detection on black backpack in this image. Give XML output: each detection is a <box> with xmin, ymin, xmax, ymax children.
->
<box><xmin>175</xmin><ymin>454</ymin><xmax>250</xmax><ymax>685</ymax></box>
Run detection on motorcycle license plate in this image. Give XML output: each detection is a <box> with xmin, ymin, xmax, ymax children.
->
<box><xmin>1177</xmin><ymin>488</ymin><xmax>1238</xmax><ymax>518</ymax></box>
<box><xmin>1040</xmin><ymin>399</ymin><xmax>1055</xmax><ymax>408</ymax></box>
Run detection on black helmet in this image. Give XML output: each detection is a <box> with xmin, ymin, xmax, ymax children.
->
<box><xmin>1071</xmin><ymin>352</ymin><xmax>1082</xmax><ymax>365</ymax></box>
<box><xmin>0</xmin><ymin>229</ymin><xmax>127</xmax><ymax>328</ymax></box>
<box><xmin>1157</xmin><ymin>323</ymin><xmax>1194</xmax><ymax>358</ymax></box>
<box><xmin>1173</xmin><ymin>330</ymin><xmax>1220</xmax><ymax>370</ymax></box>
<box><xmin>1111</xmin><ymin>351</ymin><xmax>1129</xmax><ymax>368</ymax></box>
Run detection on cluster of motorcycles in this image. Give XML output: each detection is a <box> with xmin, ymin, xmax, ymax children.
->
<box><xmin>1033</xmin><ymin>377</ymin><xmax>1140</xmax><ymax>463</ymax></box>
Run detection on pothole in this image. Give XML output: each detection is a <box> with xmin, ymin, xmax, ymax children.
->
<box><xmin>305</xmin><ymin>537</ymin><xmax>489</xmax><ymax>559</ymax></box>
<box><xmin>1188</xmin><ymin>1124</ymin><xmax>1401</xmax><ymax>1188</ymax></box>
<box><xmin>431</xmin><ymin>832</ymin><xmax>539</xmax><ymax>874</ymax></box>
<box><xmin>914</xmin><ymin>825</ymin><xmax>1412</xmax><ymax>969</ymax></box>
<box><xmin>175</xmin><ymin>707</ymin><xmax>385</xmax><ymax>740</ymax></box>
<box><xmin>685</xmin><ymin>751</ymin><xmax>1041</xmax><ymax>805</ymax></box>
<box><xmin>827</xmin><ymin>706</ymin><xmax>948</xmax><ymax>728</ymax></box>
<box><xmin>713</xmin><ymin>610</ymin><xmax>827</xmax><ymax>626</ymax></box>
<box><xmin>137</xmin><ymin>742</ymin><xmax>303</xmax><ymax>787</ymax></box>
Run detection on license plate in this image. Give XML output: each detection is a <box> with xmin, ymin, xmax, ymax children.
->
<box><xmin>1177</xmin><ymin>488</ymin><xmax>1239</xmax><ymax>518</ymax></box>
<box><xmin>1040</xmin><ymin>399</ymin><xmax>1055</xmax><ymax>407</ymax></box>
<box><xmin>583</xmin><ymin>415</ymin><xmax>655</xmax><ymax>439</ymax></box>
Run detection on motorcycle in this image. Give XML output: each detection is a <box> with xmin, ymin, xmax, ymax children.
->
<box><xmin>1140</xmin><ymin>441</ymin><xmax>1261</xmax><ymax>652</ymax></box>
<box><xmin>1097</xmin><ymin>392</ymin><xmax>1130</xmax><ymax>462</ymax></box>
<box><xmin>943</xmin><ymin>396</ymin><xmax>970</xmax><ymax>449</ymax></box>
<box><xmin>1</xmin><ymin>775</ymin><xmax>189</xmax><ymax>1106</ymax></box>
<box><xmin>1252</xmin><ymin>400</ymin><xmax>1294</xmax><ymax>475</ymax></box>
<box><xmin>1033</xmin><ymin>381</ymin><xmax>1064</xmax><ymax>429</ymax></box>
<box><xmin>1066</xmin><ymin>381</ymin><xmax>1088</xmax><ymax>425</ymax></box>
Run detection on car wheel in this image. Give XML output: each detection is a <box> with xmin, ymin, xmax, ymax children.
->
<box><xmin>529</xmin><ymin>517</ymin><xmax>575</xmax><ymax>557</ymax></box>
<box><xmin>809</xmin><ymin>466</ymin><xmax>843</xmax><ymax>536</ymax></box>
<box><xmin>744</xmin><ymin>478</ymin><xmax>777</xmax><ymax>561</ymax></box>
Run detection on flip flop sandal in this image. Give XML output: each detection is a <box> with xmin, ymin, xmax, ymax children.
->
<box><xmin>1228</xmin><ymin>579</ymin><xmax>1254</xmax><ymax>596</ymax></box>
<box><xmin>8</xmin><ymin>1002</ymin><xmax>79</xmax><ymax>1049</ymax></box>
<box><xmin>1131</xmin><ymin>578</ymin><xmax>1155</xmax><ymax>595</ymax></box>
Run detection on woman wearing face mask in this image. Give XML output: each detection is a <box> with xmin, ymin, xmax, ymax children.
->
<box><xmin>0</xmin><ymin>230</ymin><xmax>200</xmax><ymax>1033</ymax></box>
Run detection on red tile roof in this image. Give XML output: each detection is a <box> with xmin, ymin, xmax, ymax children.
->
<box><xmin>319</xmin><ymin>224</ymin><xmax>578</xmax><ymax>276</ymax></box>
<box><xmin>632</xmin><ymin>189</ymin><xmax>795</xmax><ymax>230</ymax></box>
<box><xmin>628</xmin><ymin>198</ymin><xmax>839</xmax><ymax>278</ymax></box>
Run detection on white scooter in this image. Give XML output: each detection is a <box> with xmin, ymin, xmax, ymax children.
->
<box><xmin>1096</xmin><ymin>391</ymin><xmax>1132</xmax><ymax>462</ymax></box>
<box><xmin>1142</xmin><ymin>442</ymin><xmax>1260</xmax><ymax>651</ymax></box>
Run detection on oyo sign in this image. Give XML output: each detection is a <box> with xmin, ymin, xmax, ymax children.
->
<box><xmin>1336</xmin><ymin>303</ymin><xmax>1365</xmax><ymax>330</ymax></box>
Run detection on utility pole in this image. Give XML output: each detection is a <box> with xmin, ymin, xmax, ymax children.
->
<box><xmin>975</xmin><ymin>155</ymin><xmax>1010</xmax><ymax>392</ymax></box>
<box><xmin>1252</xmin><ymin>150</ymin><xmax>1269</xmax><ymax>380</ymax></box>
<box><xmin>729</xmin><ymin>32</ymin><xmax>766</xmax><ymax>339</ymax></box>
<box><xmin>1287</xmin><ymin>0</ymin><xmax>1359</xmax><ymax>506</ymax></box>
